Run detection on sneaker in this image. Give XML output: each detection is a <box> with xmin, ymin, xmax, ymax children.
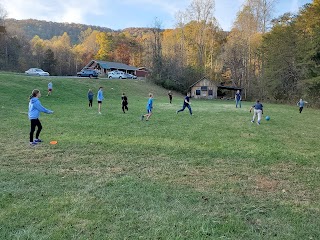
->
<box><xmin>176</xmin><ymin>111</ymin><xmax>178</xmax><ymax>114</ymax></box>
<box><xmin>30</xmin><ymin>142</ymin><xmax>37</xmax><ymax>146</ymax></box>
<box><xmin>251</xmin><ymin>120</ymin><xmax>254</xmax><ymax>123</ymax></box>
<box><xmin>257</xmin><ymin>121</ymin><xmax>260</xmax><ymax>125</ymax></box>
<box><xmin>98</xmin><ymin>112</ymin><xmax>101</xmax><ymax>114</ymax></box>
<box><xmin>141</xmin><ymin>115</ymin><xmax>144</xmax><ymax>121</ymax></box>
<box><xmin>34</xmin><ymin>139</ymin><xmax>42</xmax><ymax>143</ymax></box>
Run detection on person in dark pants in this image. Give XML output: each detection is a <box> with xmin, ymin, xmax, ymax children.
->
<box><xmin>122</xmin><ymin>93</ymin><xmax>128</xmax><ymax>113</ymax></box>
<box><xmin>88</xmin><ymin>89</ymin><xmax>94</xmax><ymax>107</ymax></box>
<box><xmin>297</xmin><ymin>98</ymin><xmax>308</xmax><ymax>113</ymax></box>
<box><xmin>177</xmin><ymin>93</ymin><xmax>192</xmax><ymax>115</ymax></box>
<box><xmin>235</xmin><ymin>90</ymin><xmax>241</xmax><ymax>108</ymax></box>
<box><xmin>168</xmin><ymin>91</ymin><xmax>173</xmax><ymax>104</ymax></box>
<box><xmin>28</xmin><ymin>89</ymin><xmax>54</xmax><ymax>145</ymax></box>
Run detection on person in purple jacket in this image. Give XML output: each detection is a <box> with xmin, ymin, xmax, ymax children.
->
<box><xmin>28</xmin><ymin>89</ymin><xmax>54</xmax><ymax>145</ymax></box>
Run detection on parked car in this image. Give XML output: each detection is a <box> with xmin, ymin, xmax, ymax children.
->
<box><xmin>77</xmin><ymin>69</ymin><xmax>99</xmax><ymax>78</ymax></box>
<box><xmin>25</xmin><ymin>68</ymin><xmax>50</xmax><ymax>76</ymax></box>
<box><xmin>108</xmin><ymin>71</ymin><xmax>127</xmax><ymax>79</ymax></box>
<box><xmin>126</xmin><ymin>73</ymin><xmax>137</xmax><ymax>79</ymax></box>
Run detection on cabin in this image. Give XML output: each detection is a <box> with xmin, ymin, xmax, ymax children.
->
<box><xmin>190</xmin><ymin>77</ymin><xmax>218</xmax><ymax>99</ymax></box>
<box><xmin>83</xmin><ymin>60</ymin><xmax>149</xmax><ymax>77</ymax></box>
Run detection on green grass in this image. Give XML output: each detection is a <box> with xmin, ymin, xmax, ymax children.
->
<box><xmin>1</xmin><ymin>72</ymin><xmax>320</xmax><ymax>239</ymax></box>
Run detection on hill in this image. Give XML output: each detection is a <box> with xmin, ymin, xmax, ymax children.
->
<box><xmin>5</xmin><ymin>18</ymin><xmax>114</xmax><ymax>44</ymax></box>
<box><xmin>1</xmin><ymin>72</ymin><xmax>320</xmax><ymax>239</ymax></box>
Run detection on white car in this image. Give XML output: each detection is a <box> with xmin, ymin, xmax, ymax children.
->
<box><xmin>25</xmin><ymin>68</ymin><xmax>50</xmax><ymax>76</ymax></box>
<box><xmin>108</xmin><ymin>71</ymin><xmax>127</xmax><ymax>79</ymax></box>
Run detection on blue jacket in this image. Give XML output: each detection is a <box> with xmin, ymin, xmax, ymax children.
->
<box><xmin>252</xmin><ymin>103</ymin><xmax>263</xmax><ymax>110</ymax></box>
<box><xmin>97</xmin><ymin>89</ymin><xmax>104</xmax><ymax>101</ymax></box>
<box><xmin>28</xmin><ymin>97</ymin><xmax>53</xmax><ymax>120</ymax></box>
<box><xmin>298</xmin><ymin>100</ymin><xmax>305</xmax><ymax>107</ymax></box>
<box><xmin>88</xmin><ymin>91</ymin><xmax>94</xmax><ymax>100</ymax></box>
<box><xmin>147</xmin><ymin>98</ymin><xmax>153</xmax><ymax>110</ymax></box>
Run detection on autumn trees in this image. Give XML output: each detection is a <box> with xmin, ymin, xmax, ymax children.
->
<box><xmin>0</xmin><ymin>0</ymin><xmax>319</xmax><ymax>105</ymax></box>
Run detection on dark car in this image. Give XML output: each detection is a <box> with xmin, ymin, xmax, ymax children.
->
<box><xmin>125</xmin><ymin>73</ymin><xmax>137</xmax><ymax>79</ymax></box>
<box><xmin>77</xmin><ymin>69</ymin><xmax>99</xmax><ymax>78</ymax></box>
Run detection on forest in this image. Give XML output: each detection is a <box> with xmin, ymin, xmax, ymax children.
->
<box><xmin>0</xmin><ymin>0</ymin><xmax>319</xmax><ymax>105</ymax></box>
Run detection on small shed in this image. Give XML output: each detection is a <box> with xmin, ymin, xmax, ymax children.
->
<box><xmin>190</xmin><ymin>77</ymin><xmax>218</xmax><ymax>99</ymax></box>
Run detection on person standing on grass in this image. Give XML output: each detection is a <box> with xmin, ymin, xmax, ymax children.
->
<box><xmin>141</xmin><ymin>93</ymin><xmax>153</xmax><ymax>121</ymax></box>
<box><xmin>168</xmin><ymin>91</ymin><xmax>173</xmax><ymax>104</ymax></box>
<box><xmin>297</xmin><ymin>98</ymin><xmax>308</xmax><ymax>113</ymax></box>
<box><xmin>28</xmin><ymin>89</ymin><xmax>54</xmax><ymax>145</ymax></box>
<box><xmin>97</xmin><ymin>87</ymin><xmax>104</xmax><ymax>114</ymax></box>
<box><xmin>88</xmin><ymin>89</ymin><xmax>94</xmax><ymax>107</ymax></box>
<box><xmin>47</xmin><ymin>81</ymin><xmax>53</xmax><ymax>96</ymax></box>
<box><xmin>250</xmin><ymin>100</ymin><xmax>263</xmax><ymax>125</ymax></box>
<box><xmin>177</xmin><ymin>92</ymin><xmax>192</xmax><ymax>115</ymax></box>
<box><xmin>121</xmin><ymin>93</ymin><xmax>128</xmax><ymax>113</ymax></box>
<box><xmin>235</xmin><ymin>90</ymin><xmax>241</xmax><ymax>108</ymax></box>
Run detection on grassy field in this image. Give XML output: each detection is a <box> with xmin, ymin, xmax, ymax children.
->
<box><xmin>1</xmin><ymin>72</ymin><xmax>320</xmax><ymax>239</ymax></box>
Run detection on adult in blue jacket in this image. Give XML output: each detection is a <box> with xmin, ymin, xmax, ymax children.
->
<box><xmin>28</xmin><ymin>89</ymin><xmax>54</xmax><ymax>145</ymax></box>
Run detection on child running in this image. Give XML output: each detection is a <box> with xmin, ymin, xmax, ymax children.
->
<box><xmin>250</xmin><ymin>100</ymin><xmax>263</xmax><ymax>125</ymax></box>
<box><xmin>141</xmin><ymin>93</ymin><xmax>153</xmax><ymax>121</ymax></box>
<box><xmin>177</xmin><ymin>92</ymin><xmax>192</xmax><ymax>115</ymax></box>
<box><xmin>97</xmin><ymin>87</ymin><xmax>104</xmax><ymax>114</ymax></box>
<box><xmin>121</xmin><ymin>93</ymin><xmax>128</xmax><ymax>113</ymax></box>
<box><xmin>28</xmin><ymin>89</ymin><xmax>54</xmax><ymax>145</ymax></box>
<box><xmin>88</xmin><ymin>89</ymin><xmax>94</xmax><ymax>107</ymax></box>
<box><xmin>297</xmin><ymin>98</ymin><xmax>308</xmax><ymax>113</ymax></box>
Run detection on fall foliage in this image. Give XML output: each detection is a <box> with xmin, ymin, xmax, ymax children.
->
<box><xmin>0</xmin><ymin>0</ymin><xmax>319</xmax><ymax>105</ymax></box>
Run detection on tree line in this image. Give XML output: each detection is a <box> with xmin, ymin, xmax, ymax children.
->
<box><xmin>0</xmin><ymin>0</ymin><xmax>319</xmax><ymax>106</ymax></box>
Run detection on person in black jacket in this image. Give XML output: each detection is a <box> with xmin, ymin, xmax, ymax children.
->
<box><xmin>121</xmin><ymin>93</ymin><xmax>128</xmax><ymax>113</ymax></box>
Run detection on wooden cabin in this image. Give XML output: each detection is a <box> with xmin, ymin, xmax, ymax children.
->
<box><xmin>190</xmin><ymin>77</ymin><xmax>218</xmax><ymax>99</ymax></box>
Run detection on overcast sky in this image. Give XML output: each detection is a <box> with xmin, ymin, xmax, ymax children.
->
<box><xmin>1</xmin><ymin>0</ymin><xmax>312</xmax><ymax>30</ymax></box>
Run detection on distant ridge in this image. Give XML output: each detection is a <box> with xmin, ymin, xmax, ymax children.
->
<box><xmin>4</xmin><ymin>18</ymin><xmax>114</xmax><ymax>44</ymax></box>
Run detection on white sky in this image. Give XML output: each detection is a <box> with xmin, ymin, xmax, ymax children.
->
<box><xmin>1</xmin><ymin>0</ymin><xmax>313</xmax><ymax>30</ymax></box>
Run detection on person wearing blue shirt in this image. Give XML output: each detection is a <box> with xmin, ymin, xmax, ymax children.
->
<box><xmin>28</xmin><ymin>89</ymin><xmax>54</xmax><ymax>145</ymax></box>
<box><xmin>97</xmin><ymin>87</ymin><xmax>104</xmax><ymax>114</ymax></box>
<box><xmin>250</xmin><ymin>100</ymin><xmax>263</xmax><ymax>125</ymax></box>
<box><xmin>297</xmin><ymin>98</ymin><xmax>308</xmax><ymax>113</ymax></box>
<box><xmin>88</xmin><ymin>89</ymin><xmax>94</xmax><ymax>107</ymax></box>
<box><xmin>235</xmin><ymin>90</ymin><xmax>241</xmax><ymax>108</ymax></box>
<box><xmin>141</xmin><ymin>93</ymin><xmax>153</xmax><ymax>121</ymax></box>
<box><xmin>177</xmin><ymin>93</ymin><xmax>192</xmax><ymax>115</ymax></box>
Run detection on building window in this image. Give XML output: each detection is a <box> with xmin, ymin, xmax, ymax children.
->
<box><xmin>201</xmin><ymin>86</ymin><xmax>208</xmax><ymax>91</ymax></box>
<box><xmin>196</xmin><ymin>90</ymin><xmax>201</xmax><ymax>95</ymax></box>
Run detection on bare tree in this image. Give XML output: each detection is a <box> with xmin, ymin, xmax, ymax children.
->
<box><xmin>246</xmin><ymin>0</ymin><xmax>276</xmax><ymax>33</ymax></box>
<box><xmin>0</xmin><ymin>3</ymin><xmax>7</xmax><ymax>26</ymax></box>
<box><xmin>149</xmin><ymin>17</ymin><xmax>163</xmax><ymax>82</ymax></box>
<box><xmin>186</xmin><ymin>0</ymin><xmax>215</xmax><ymax>70</ymax></box>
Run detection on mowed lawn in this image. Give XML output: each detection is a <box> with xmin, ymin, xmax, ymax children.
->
<box><xmin>1</xmin><ymin>72</ymin><xmax>320</xmax><ymax>239</ymax></box>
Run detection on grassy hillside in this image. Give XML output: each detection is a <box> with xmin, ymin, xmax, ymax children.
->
<box><xmin>1</xmin><ymin>72</ymin><xmax>320</xmax><ymax>239</ymax></box>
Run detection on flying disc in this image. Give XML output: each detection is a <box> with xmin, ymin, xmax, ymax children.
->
<box><xmin>50</xmin><ymin>141</ymin><xmax>58</xmax><ymax>145</ymax></box>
